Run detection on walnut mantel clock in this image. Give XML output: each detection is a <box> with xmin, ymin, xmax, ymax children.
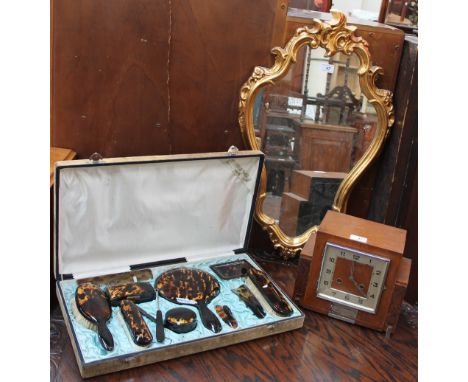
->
<box><xmin>294</xmin><ymin>211</ymin><xmax>411</xmax><ymax>335</ymax></box>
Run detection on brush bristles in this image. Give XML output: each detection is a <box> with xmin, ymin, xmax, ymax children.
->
<box><xmin>70</xmin><ymin>298</ymin><xmax>98</xmax><ymax>332</ymax></box>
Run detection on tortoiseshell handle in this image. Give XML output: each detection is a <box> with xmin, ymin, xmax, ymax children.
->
<box><xmin>120</xmin><ymin>300</ymin><xmax>153</xmax><ymax>346</ymax></box>
<box><xmin>107</xmin><ymin>282</ymin><xmax>156</xmax><ymax>306</ymax></box>
<box><xmin>96</xmin><ymin>320</ymin><xmax>114</xmax><ymax>351</ymax></box>
<box><xmin>233</xmin><ymin>285</ymin><xmax>266</xmax><ymax>319</ymax></box>
<box><xmin>156</xmin><ymin>310</ymin><xmax>165</xmax><ymax>343</ymax></box>
<box><xmin>197</xmin><ymin>301</ymin><xmax>222</xmax><ymax>333</ymax></box>
<box><xmin>247</xmin><ymin>268</ymin><xmax>293</xmax><ymax>317</ymax></box>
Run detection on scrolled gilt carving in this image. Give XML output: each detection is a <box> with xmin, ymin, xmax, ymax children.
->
<box><xmin>238</xmin><ymin>10</ymin><xmax>394</xmax><ymax>260</ymax></box>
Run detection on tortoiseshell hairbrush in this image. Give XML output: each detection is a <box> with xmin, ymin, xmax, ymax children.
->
<box><xmin>106</xmin><ymin>282</ymin><xmax>156</xmax><ymax>307</ymax></box>
<box><xmin>75</xmin><ymin>283</ymin><xmax>114</xmax><ymax>351</ymax></box>
<box><xmin>119</xmin><ymin>299</ymin><xmax>153</xmax><ymax>347</ymax></box>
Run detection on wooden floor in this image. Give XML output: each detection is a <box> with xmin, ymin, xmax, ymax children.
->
<box><xmin>50</xmin><ymin>259</ymin><xmax>417</xmax><ymax>382</ymax></box>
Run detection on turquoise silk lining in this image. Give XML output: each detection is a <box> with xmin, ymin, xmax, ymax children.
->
<box><xmin>59</xmin><ymin>254</ymin><xmax>302</xmax><ymax>364</ymax></box>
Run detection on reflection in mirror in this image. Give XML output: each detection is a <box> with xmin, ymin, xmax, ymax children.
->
<box><xmin>253</xmin><ymin>46</ymin><xmax>377</xmax><ymax>237</ymax></box>
<box><xmin>383</xmin><ymin>0</ymin><xmax>418</xmax><ymax>29</ymax></box>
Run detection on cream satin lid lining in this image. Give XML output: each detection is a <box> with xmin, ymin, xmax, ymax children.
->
<box><xmin>56</xmin><ymin>154</ymin><xmax>261</xmax><ymax>277</ymax></box>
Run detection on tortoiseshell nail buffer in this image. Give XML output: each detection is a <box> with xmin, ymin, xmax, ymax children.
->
<box><xmin>215</xmin><ymin>305</ymin><xmax>238</xmax><ymax>328</ymax></box>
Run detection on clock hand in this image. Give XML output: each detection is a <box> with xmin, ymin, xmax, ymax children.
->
<box><xmin>349</xmin><ymin>261</ymin><xmax>366</xmax><ymax>297</ymax></box>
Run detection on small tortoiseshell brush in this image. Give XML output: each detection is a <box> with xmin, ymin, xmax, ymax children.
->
<box><xmin>119</xmin><ymin>299</ymin><xmax>153</xmax><ymax>347</ymax></box>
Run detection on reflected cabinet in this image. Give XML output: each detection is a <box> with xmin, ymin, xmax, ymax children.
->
<box><xmin>239</xmin><ymin>11</ymin><xmax>394</xmax><ymax>258</ymax></box>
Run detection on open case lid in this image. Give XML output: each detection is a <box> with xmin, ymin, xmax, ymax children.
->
<box><xmin>54</xmin><ymin>150</ymin><xmax>264</xmax><ymax>280</ymax></box>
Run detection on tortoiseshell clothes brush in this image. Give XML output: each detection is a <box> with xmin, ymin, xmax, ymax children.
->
<box><xmin>119</xmin><ymin>299</ymin><xmax>153</xmax><ymax>347</ymax></box>
<box><xmin>72</xmin><ymin>282</ymin><xmax>114</xmax><ymax>351</ymax></box>
<box><xmin>106</xmin><ymin>282</ymin><xmax>156</xmax><ymax>307</ymax></box>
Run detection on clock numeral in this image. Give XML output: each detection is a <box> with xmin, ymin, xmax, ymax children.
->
<box><xmin>331</xmin><ymin>291</ymin><xmax>337</xmax><ymax>296</ymax></box>
<box><xmin>369</xmin><ymin>294</ymin><xmax>375</xmax><ymax>299</ymax></box>
<box><xmin>330</xmin><ymin>257</ymin><xmax>335</xmax><ymax>263</ymax></box>
<box><xmin>353</xmin><ymin>255</ymin><xmax>360</xmax><ymax>261</ymax></box>
<box><xmin>326</xmin><ymin>268</ymin><xmax>331</xmax><ymax>274</ymax></box>
<box><xmin>344</xmin><ymin>295</ymin><xmax>350</xmax><ymax>301</ymax></box>
<box><xmin>340</xmin><ymin>251</ymin><xmax>346</xmax><ymax>257</ymax></box>
<box><xmin>372</xmin><ymin>282</ymin><xmax>379</xmax><ymax>287</ymax></box>
<box><xmin>375</xmin><ymin>270</ymin><xmax>381</xmax><ymax>276</ymax></box>
<box><xmin>323</xmin><ymin>280</ymin><xmax>329</xmax><ymax>286</ymax></box>
<box><xmin>358</xmin><ymin>298</ymin><xmax>364</xmax><ymax>304</ymax></box>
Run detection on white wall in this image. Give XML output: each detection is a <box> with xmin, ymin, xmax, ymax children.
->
<box><xmin>362</xmin><ymin>0</ymin><xmax>383</xmax><ymax>13</ymax></box>
<box><xmin>332</xmin><ymin>0</ymin><xmax>382</xmax><ymax>13</ymax></box>
<box><xmin>332</xmin><ymin>0</ymin><xmax>363</xmax><ymax>13</ymax></box>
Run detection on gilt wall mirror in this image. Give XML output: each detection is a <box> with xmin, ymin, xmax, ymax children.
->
<box><xmin>238</xmin><ymin>11</ymin><xmax>394</xmax><ymax>259</ymax></box>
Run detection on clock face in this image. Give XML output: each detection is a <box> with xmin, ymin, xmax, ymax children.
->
<box><xmin>316</xmin><ymin>242</ymin><xmax>390</xmax><ymax>314</ymax></box>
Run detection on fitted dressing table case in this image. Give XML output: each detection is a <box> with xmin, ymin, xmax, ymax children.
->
<box><xmin>54</xmin><ymin>150</ymin><xmax>305</xmax><ymax>378</ymax></box>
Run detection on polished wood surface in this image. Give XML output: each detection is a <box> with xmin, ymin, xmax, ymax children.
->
<box><xmin>51</xmin><ymin>259</ymin><xmax>417</xmax><ymax>381</ymax></box>
<box><xmin>319</xmin><ymin>211</ymin><xmax>407</xmax><ymax>255</ymax></box>
<box><xmin>298</xmin><ymin>211</ymin><xmax>407</xmax><ymax>332</ymax></box>
<box><xmin>368</xmin><ymin>36</ymin><xmax>418</xmax><ymax>304</ymax></box>
<box><xmin>51</xmin><ymin>0</ymin><xmax>287</xmax><ymax>159</ymax></box>
<box><xmin>368</xmin><ymin>35</ymin><xmax>418</xmax><ymax>226</ymax></box>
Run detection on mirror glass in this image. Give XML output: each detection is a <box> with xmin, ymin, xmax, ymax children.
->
<box><xmin>253</xmin><ymin>46</ymin><xmax>377</xmax><ymax>237</ymax></box>
<box><xmin>384</xmin><ymin>0</ymin><xmax>418</xmax><ymax>29</ymax></box>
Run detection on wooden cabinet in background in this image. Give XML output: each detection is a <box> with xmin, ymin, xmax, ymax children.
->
<box><xmin>51</xmin><ymin>0</ymin><xmax>288</xmax><ymax>159</ymax></box>
<box><xmin>299</xmin><ymin>122</ymin><xmax>356</xmax><ymax>172</ymax></box>
<box><xmin>368</xmin><ymin>35</ymin><xmax>418</xmax><ymax>303</ymax></box>
<box><xmin>284</xmin><ymin>9</ymin><xmax>405</xmax><ymax>220</ymax></box>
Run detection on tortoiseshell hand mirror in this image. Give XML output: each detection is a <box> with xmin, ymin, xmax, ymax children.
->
<box><xmin>155</xmin><ymin>268</ymin><xmax>222</xmax><ymax>333</ymax></box>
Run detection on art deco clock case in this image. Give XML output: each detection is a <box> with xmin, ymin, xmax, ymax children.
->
<box><xmin>296</xmin><ymin>210</ymin><xmax>408</xmax><ymax>333</ymax></box>
<box><xmin>53</xmin><ymin>150</ymin><xmax>304</xmax><ymax>378</ymax></box>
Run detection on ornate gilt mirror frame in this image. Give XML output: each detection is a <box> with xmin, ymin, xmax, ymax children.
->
<box><xmin>238</xmin><ymin>10</ymin><xmax>394</xmax><ymax>259</ymax></box>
